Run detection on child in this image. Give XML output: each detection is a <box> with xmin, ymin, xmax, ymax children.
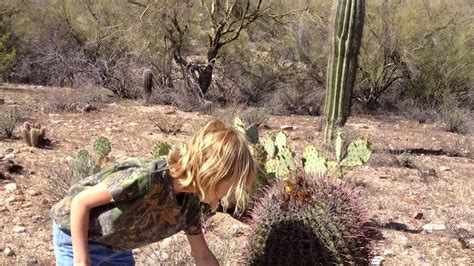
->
<box><xmin>50</xmin><ymin>119</ymin><xmax>256</xmax><ymax>266</ymax></box>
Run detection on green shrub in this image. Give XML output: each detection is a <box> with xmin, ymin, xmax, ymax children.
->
<box><xmin>0</xmin><ymin>106</ymin><xmax>19</xmax><ymax>139</ymax></box>
<box><xmin>441</xmin><ymin>108</ymin><xmax>468</xmax><ymax>134</ymax></box>
<box><xmin>0</xmin><ymin>34</ymin><xmax>16</xmax><ymax>76</ymax></box>
<box><xmin>439</xmin><ymin>94</ymin><xmax>469</xmax><ymax>134</ymax></box>
<box><xmin>397</xmin><ymin>152</ymin><xmax>415</xmax><ymax>168</ymax></box>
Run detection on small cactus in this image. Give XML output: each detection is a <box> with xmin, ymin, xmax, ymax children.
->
<box><xmin>22</xmin><ymin>122</ymin><xmax>31</xmax><ymax>146</ymax></box>
<box><xmin>143</xmin><ymin>68</ymin><xmax>154</xmax><ymax>104</ymax></box>
<box><xmin>22</xmin><ymin>122</ymin><xmax>46</xmax><ymax>148</ymax></box>
<box><xmin>92</xmin><ymin>136</ymin><xmax>112</xmax><ymax>165</ymax></box>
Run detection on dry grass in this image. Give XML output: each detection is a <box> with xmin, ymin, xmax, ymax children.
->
<box><xmin>442</xmin><ymin>137</ymin><xmax>473</xmax><ymax>158</ymax></box>
<box><xmin>153</xmin><ymin>112</ymin><xmax>183</xmax><ymax>135</ymax></box>
<box><xmin>441</xmin><ymin>108</ymin><xmax>468</xmax><ymax>134</ymax></box>
<box><xmin>241</xmin><ymin>107</ymin><xmax>269</xmax><ymax>127</ymax></box>
<box><xmin>43</xmin><ymin>86</ymin><xmax>110</xmax><ymax>113</ymax></box>
<box><xmin>212</xmin><ymin>105</ymin><xmax>240</xmax><ymax>126</ymax></box>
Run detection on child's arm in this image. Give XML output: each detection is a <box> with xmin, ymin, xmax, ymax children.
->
<box><xmin>70</xmin><ymin>183</ymin><xmax>114</xmax><ymax>266</ymax></box>
<box><xmin>186</xmin><ymin>233</ymin><xmax>219</xmax><ymax>266</ymax></box>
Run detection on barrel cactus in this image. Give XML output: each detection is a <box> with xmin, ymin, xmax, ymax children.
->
<box><xmin>324</xmin><ymin>0</ymin><xmax>365</xmax><ymax>141</ymax></box>
<box><xmin>248</xmin><ymin>175</ymin><xmax>377</xmax><ymax>265</ymax></box>
<box><xmin>22</xmin><ymin>122</ymin><xmax>46</xmax><ymax>148</ymax></box>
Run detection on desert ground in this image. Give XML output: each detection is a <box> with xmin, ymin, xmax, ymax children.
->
<box><xmin>0</xmin><ymin>84</ymin><xmax>473</xmax><ymax>265</ymax></box>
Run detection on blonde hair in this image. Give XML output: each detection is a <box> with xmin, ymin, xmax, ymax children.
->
<box><xmin>168</xmin><ymin>119</ymin><xmax>256</xmax><ymax>212</ymax></box>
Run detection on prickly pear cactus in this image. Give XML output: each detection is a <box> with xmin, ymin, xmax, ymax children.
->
<box><xmin>340</xmin><ymin>139</ymin><xmax>372</xmax><ymax>167</ymax></box>
<box><xmin>274</xmin><ymin>147</ymin><xmax>296</xmax><ymax>178</ymax></box>
<box><xmin>248</xmin><ymin>175</ymin><xmax>377</xmax><ymax>265</ymax></box>
<box><xmin>302</xmin><ymin>145</ymin><xmax>327</xmax><ymax>176</ymax></box>
<box><xmin>246</xmin><ymin>124</ymin><xmax>259</xmax><ymax>145</ymax></box>
<box><xmin>233</xmin><ymin>117</ymin><xmax>246</xmax><ymax>134</ymax></box>
<box><xmin>274</xmin><ymin>132</ymin><xmax>287</xmax><ymax>149</ymax></box>
<box><xmin>263</xmin><ymin>133</ymin><xmax>277</xmax><ymax>159</ymax></box>
<box><xmin>261</xmin><ymin>131</ymin><xmax>296</xmax><ymax>179</ymax></box>
<box><xmin>302</xmin><ymin>133</ymin><xmax>372</xmax><ymax>178</ymax></box>
<box><xmin>250</xmin><ymin>144</ymin><xmax>271</xmax><ymax>186</ymax></box>
<box><xmin>150</xmin><ymin>140</ymin><xmax>172</xmax><ymax>159</ymax></box>
<box><xmin>93</xmin><ymin>136</ymin><xmax>112</xmax><ymax>165</ymax></box>
<box><xmin>233</xmin><ymin>117</ymin><xmax>259</xmax><ymax>144</ymax></box>
<box><xmin>71</xmin><ymin>149</ymin><xmax>97</xmax><ymax>180</ymax></box>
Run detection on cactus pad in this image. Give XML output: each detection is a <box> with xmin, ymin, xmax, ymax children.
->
<box><xmin>71</xmin><ymin>149</ymin><xmax>96</xmax><ymax>180</ymax></box>
<box><xmin>265</xmin><ymin>159</ymin><xmax>278</xmax><ymax>174</ymax></box>
<box><xmin>340</xmin><ymin>139</ymin><xmax>372</xmax><ymax>167</ymax></box>
<box><xmin>150</xmin><ymin>140</ymin><xmax>172</xmax><ymax>159</ymax></box>
<box><xmin>233</xmin><ymin>117</ymin><xmax>246</xmax><ymax>135</ymax></box>
<box><xmin>263</xmin><ymin>134</ymin><xmax>276</xmax><ymax>159</ymax></box>
<box><xmin>246</xmin><ymin>124</ymin><xmax>259</xmax><ymax>144</ymax></box>
<box><xmin>93</xmin><ymin>137</ymin><xmax>112</xmax><ymax>165</ymax></box>
<box><xmin>302</xmin><ymin>145</ymin><xmax>327</xmax><ymax>176</ymax></box>
<box><xmin>274</xmin><ymin>131</ymin><xmax>287</xmax><ymax>149</ymax></box>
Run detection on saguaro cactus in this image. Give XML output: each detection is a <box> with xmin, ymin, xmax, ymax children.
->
<box><xmin>143</xmin><ymin>68</ymin><xmax>154</xmax><ymax>104</ymax></box>
<box><xmin>324</xmin><ymin>0</ymin><xmax>365</xmax><ymax>142</ymax></box>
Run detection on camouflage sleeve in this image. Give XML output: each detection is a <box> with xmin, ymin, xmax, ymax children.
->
<box><xmin>101</xmin><ymin>166</ymin><xmax>153</xmax><ymax>202</ymax></box>
<box><xmin>183</xmin><ymin>211</ymin><xmax>202</xmax><ymax>235</ymax></box>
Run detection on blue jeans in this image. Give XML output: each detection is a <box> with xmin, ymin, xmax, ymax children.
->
<box><xmin>53</xmin><ymin>222</ymin><xmax>135</xmax><ymax>266</ymax></box>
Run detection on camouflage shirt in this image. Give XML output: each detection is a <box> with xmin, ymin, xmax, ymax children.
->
<box><xmin>50</xmin><ymin>159</ymin><xmax>203</xmax><ymax>251</ymax></box>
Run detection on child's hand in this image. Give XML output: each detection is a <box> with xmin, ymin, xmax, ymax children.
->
<box><xmin>186</xmin><ymin>233</ymin><xmax>219</xmax><ymax>266</ymax></box>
